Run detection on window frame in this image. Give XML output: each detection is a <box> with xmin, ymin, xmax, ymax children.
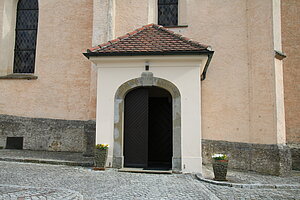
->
<box><xmin>13</xmin><ymin>0</ymin><xmax>39</xmax><ymax>74</ymax></box>
<box><xmin>0</xmin><ymin>0</ymin><xmax>38</xmax><ymax>79</ymax></box>
<box><xmin>148</xmin><ymin>0</ymin><xmax>187</xmax><ymax>28</ymax></box>
<box><xmin>158</xmin><ymin>0</ymin><xmax>179</xmax><ymax>27</ymax></box>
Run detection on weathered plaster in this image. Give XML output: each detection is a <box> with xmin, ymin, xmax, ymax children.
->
<box><xmin>0</xmin><ymin>0</ymin><xmax>94</xmax><ymax>121</ymax></box>
<box><xmin>281</xmin><ymin>0</ymin><xmax>300</xmax><ymax>145</ymax></box>
<box><xmin>115</xmin><ymin>0</ymin><xmax>148</xmax><ymax>37</ymax></box>
<box><xmin>246</xmin><ymin>0</ymin><xmax>279</xmax><ymax>145</ymax></box>
<box><xmin>163</xmin><ymin>0</ymin><xmax>284</xmax><ymax>145</ymax></box>
<box><xmin>281</xmin><ymin>0</ymin><xmax>300</xmax><ymax>170</ymax></box>
<box><xmin>152</xmin><ymin>0</ymin><xmax>286</xmax><ymax>146</ymax></box>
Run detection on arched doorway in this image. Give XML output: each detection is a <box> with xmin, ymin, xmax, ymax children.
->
<box><xmin>124</xmin><ymin>86</ymin><xmax>173</xmax><ymax>169</ymax></box>
<box><xmin>113</xmin><ymin>73</ymin><xmax>181</xmax><ymax>172</ymax></box>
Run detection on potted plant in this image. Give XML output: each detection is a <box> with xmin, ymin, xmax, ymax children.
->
<box><xmin>212</xmin><ymin>153</ymin><xmax>228</xmax><ymax>181</ymax></box>
<box><xmin>94</xmin><ymin>144</ymin><xmax>109</xmax><ymax>170</ymax></box>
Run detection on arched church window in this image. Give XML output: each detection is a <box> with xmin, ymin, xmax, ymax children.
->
<box><xmin>158</xmin><ymin>0</ymin><xmax>178</xmax><ymax>27</ymax></box>
<box><xmin>13</xmin><ymin>0</ymin><xmax>39</xmax><ymax>73</ymax></box>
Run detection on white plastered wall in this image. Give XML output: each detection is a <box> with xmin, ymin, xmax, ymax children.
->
<box><xmin>90</xmin><ymin>55</ymin><xmax>209</xmax><ymax>173</ymax></box>
<box><xmin>272</xmin><ymin>0</ymin><xmax>286</xmax><ymax>144</ymax></box>
<box><xmin>0</xmin><ymin>0</ymin><xmax>18</xmax><ymax>76</ymax></box>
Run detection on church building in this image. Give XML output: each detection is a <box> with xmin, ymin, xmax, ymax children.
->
<box><xmin>0</xmin><ymin>0</ymin><xmax>299</xmax><ymax>175</ymax></box>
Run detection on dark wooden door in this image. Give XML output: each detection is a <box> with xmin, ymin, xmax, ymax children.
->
<box><xmin>148</xmin><ymin>97</ymin><xmax>172</xmax><ymax>169</ymax></box>
<box><xmin>124</xmin><ymin>88</ymin><xmax>149</xmax><ymax>168</ymax></box>
<box><xmin>124</xmin><ymin>87</ymin><xmax>172</xmax><ymax>169</ymax></box>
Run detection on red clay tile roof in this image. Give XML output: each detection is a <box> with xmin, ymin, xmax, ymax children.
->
<box><xmin>85</xmin><ymin>24</ymin><xmax>212</xmax><ymax>56</ymax></box>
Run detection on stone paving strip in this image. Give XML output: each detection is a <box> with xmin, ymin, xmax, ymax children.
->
<box><xmin>195</xmin><ymin>174</ymin><xmax>300</xmax><ymax>189</ymax></box>
<box><xmin>0</xmin><ymin>157</ymin><xmax>93</xmax><ymax>167</ymax></box>
<box><xmin>0</xmin><ymin>150</ymin><xmax>94</xmax><ymax>167</ymax></box>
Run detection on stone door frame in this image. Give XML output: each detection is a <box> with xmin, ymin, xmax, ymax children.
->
<box><xmin>112</xmin><ymin>72</ymin><xmax>182</xmax><ymax>172</ymax></box>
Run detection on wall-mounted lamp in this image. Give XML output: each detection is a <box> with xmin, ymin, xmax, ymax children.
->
<box><xmin>145</xmin><ymin>62</ymin><xmax>149</xmax><ymax>71</ymax></box>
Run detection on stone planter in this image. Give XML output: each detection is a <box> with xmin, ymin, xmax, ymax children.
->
<box><xmin>212</xmin><ymin>159</ymin><xmax>228</xmax><ymax>181</ymax></box>
<box><xmin>94</xmin><ymin>149</ymin><xmax>108</xmax><ymax>169</ymax></box>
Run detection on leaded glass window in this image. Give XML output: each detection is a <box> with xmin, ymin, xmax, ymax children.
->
<box><xmin>13</xmin><ymin>0</ymin><xmax>39</xmax><ymax>73</ymax></box>
<box><xmin>158</xmin><ymin>0</ymin><xmax>178</xmax><ymax>27</ymax></box>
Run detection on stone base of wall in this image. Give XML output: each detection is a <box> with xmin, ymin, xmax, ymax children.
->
<box><xmin>0</xmin><ymin>114</ymin><xmax>95</xmax><ymax>156</ymax></box>
<box><xmin>202</xmin><ymin>139</ymin><xmax>292</xmax><ymax>176</ymax></box>
<box><xmin>288</xmin><ymin>144</ymin><xmax>300</xmax><ymax>170</ymax></box>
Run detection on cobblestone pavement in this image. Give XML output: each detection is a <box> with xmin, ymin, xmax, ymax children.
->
<box><xmin>0</xmin><ymin>185</ymin><xmax>83</xmax><ymax>200</ymax></box>
<box><xmin>202</xmin><ymin>165</ymin><xmax>300</xmax><ymax>185</ymax></box>
<box><xmin>0</xmin><ymin>161</ymin><xmax>299</xmax><ymax>200</ymax></box>
<box><xmin>203</xmin><ymin>183</ymin><xmax>300</xmax><ymax>200</ymax></box>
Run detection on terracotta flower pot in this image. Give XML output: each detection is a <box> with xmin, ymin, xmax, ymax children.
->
<box><xmin>94</xmin><ymin>149</ymin><xmax>108</xmax><ymax>169</ymax></box>
<box><xmin>212</xmin><ymin>159</ymin><xmax>228</xmax><ymax>181</ymax></box>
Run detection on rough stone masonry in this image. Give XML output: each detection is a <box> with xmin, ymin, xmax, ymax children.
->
<box><xmin>0</xmin><ymin>114</ymin><xmax>95</xmax><ymax>155</ymax></box>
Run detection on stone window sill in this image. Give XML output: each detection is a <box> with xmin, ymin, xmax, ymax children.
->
<box><xmin>0</xmin><ymin>74</ymin><xmax>38</xmax><ymax>80</ymax></box>
<box><xmin>164</xmin><ymin>25</ymin><xmax>188</xmax><ymax>28</ymax></box>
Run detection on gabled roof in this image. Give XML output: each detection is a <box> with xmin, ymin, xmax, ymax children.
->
<box><xmin>84</xmin><ymin>24</ymin><xmax>213</xmax><ymax>57</ymax></box>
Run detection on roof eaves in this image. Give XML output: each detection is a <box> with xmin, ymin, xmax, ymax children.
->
<box><xmin>83</xmin><ymin>50</ymin><xmax>213</xmax><ymax>59</ymax></box>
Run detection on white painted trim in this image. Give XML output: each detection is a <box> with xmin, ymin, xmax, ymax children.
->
<box><xmin>0</xmin><ymin>0</ymin><xmax>18</xmax><ymax>76</ymax></box>
<box><xmin>148</xmin><ymin>0</ymin><xmax>157</xmax><ymax>24</ymax></box>
<box><xmin>92</xmin><ymin>0</ymin><xmax>116</xmax><ymax>46</ymax></box>
<box><xmin>178</xmin><ymin>0</ymin><xmax>188</xmax><ymax>26</ymax></box>
<box><xmin>272</xmin><ymin>0</ymin><xmax>282</xmax><ymax>51</ymax></box>
<box><xmin>89</xmin><ymin>55</ymin><xmax>209</xmax><ymax>75</ymax></box>
<box><xmin>109</xmin><ymin>0</ymin><xmax>116</xmax><ymax>40</ymax></box>
<box><xmin>89</xmin><ymin>55</ymin><xmax>208</xmax><ymax>64</ymax></box>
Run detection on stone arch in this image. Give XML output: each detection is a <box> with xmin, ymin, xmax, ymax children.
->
<box><xmin>113</xmin><ymin>72</ymin><xmax>181</xmax><ymax>172</ymax></box>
